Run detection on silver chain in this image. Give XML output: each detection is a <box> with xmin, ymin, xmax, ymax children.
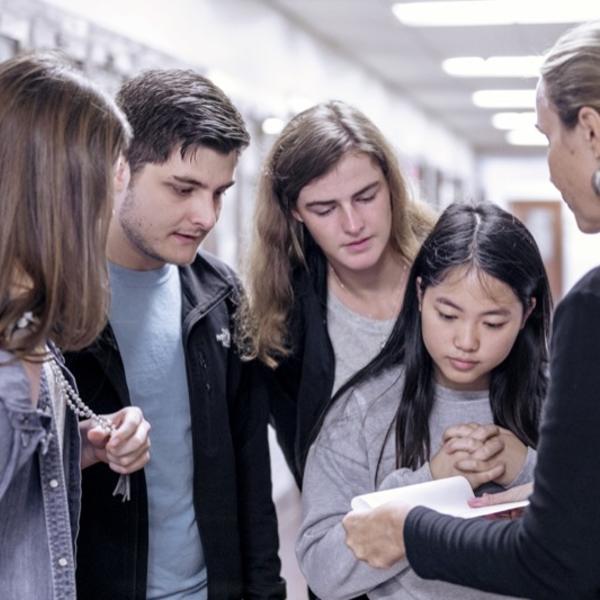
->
<box><xmin>49</xmin><ymin>357</ymin><xmax>131</xmax><ymax>502</ymax></box>
<box><xmin>48</xmin><ymin>359</ymin><xmax>114</xmax><ymax>432</ymax></box>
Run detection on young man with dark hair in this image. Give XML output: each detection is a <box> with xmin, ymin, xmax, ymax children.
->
<box><xmin>66</xmin><ymin>69</ymin><xmax>285</xmax><ymax>600</ymax></box>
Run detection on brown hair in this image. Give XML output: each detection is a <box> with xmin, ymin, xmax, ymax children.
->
<box><xmin>541</xmin><ymin>20</ymin><xmax>600</xmax><ymax>128</ymax></box>
<box><xmin>243</xmin><ymin>100</ymin><xmax>436</xmax><ymax>367</ymax></box>
<box><xmin>0</xmin><ymin>52</ymin><xmax>131</xmax><ymax>357</ymax></box>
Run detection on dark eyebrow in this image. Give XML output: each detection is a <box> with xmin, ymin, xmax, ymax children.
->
<box><xmin>436</xmin><ymin>298</ymin><xmax>463</xmax><ymax>312</ymax></box>
<box><xmin>304</xmin><ymin>180</ymin><xmax>380</xmax><ymax>208</ymax></box>
<box><xmin>171</xmin><ymin>176</ymin><xmax>235</xmax><ymax>192</ymax></box>
<box><xmin>305</xmin><ymin>200</ymin><xmax>336</xmax><ymax>209</ymax></box>
<box><xmin>435</xmin><ymin>297</ymin><xmax>511</xmax><ymax>317</ymax></box>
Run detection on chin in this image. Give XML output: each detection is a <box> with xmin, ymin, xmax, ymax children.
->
<box><xmin>575</xmin><ymin>216</ymin><xmax>600</xmax><ymax>234</ymax></box>
<box><xmin>340</xmin><ymin>252</ymin><xmax>383</xmax><ymax>273</ymax></box>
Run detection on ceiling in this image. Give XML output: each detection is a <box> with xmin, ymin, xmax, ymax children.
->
<box><xmin>263</xmin><ymin>0</ymin><xmax>598</xmax><ymax>155</ymax></box>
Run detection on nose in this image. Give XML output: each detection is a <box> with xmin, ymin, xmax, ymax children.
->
<box><xmin>454</xmin><ymin>322</ymin><xmax>479</xmax><ymax>352</ymax></box>
<box><xmin>340</xmin><ymin>204</ymin><xmax>364</xmax><ymax>235</ymax></box>
<box><xmin>189</xmin><ymin>193</ymin><xmax>219</xmax><ymax>231</ymax></box>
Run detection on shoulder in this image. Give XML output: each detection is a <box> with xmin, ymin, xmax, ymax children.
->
<box><xmin>555</xmin><ymin>267</ymin><xmax>600</xmax><ymax>321</ymax></box>
<box><xmin>562</xmin><ymin>266</ymin><xmax>600</xmax><ymax>300</ymax></box>
<box><xmin>179</xmin><ymin>250</ymin><xmax>244</xmax><ymax>309</ymax></box>
<box><xmin>0</xmin><ymin>350</ymin><xmax>30</xmax><ymax>404</ymax></box>
<box><xmin>189</xmin><ymin>249</ymin><xmax>241</xmax><ymax>287</ymax></box>
<box><xmin>549</xmin><ymin>267</ymin><xmax>600</xmax><ymax>357</ymax></box>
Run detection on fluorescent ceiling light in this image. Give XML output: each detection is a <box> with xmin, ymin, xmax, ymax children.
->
<box><xmin>492</xmin><ymin>112</ymin><xmax>537</xmax><ymax>130</ymax></box>
<box><xmin>472</xmin><ymin>89</ymin><xmax>536</xmax><ymax>108</ymax></box>
<box><xmin>506</xmin><ymin>127</ymin><xmax>547</xmax><ymax>146</ymax></box>
<box><xmin>443</xmin><ymin>56</ymin><xmax>543</xmax><ymax>78</ymax></box>
<box><xmin>262</xmin><ymin>117</ymin><xmax>285</xmax><ymax>136</ymax></box>
<box><xmin>392</xmin><ymin>1</ymin><xmax>600</xmax><ymax>27</ymax></box>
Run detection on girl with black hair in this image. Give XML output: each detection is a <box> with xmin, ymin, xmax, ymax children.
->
<box><xmin>296</xmin><ymin>202</ymin><xmax>552</xmax><ymax>600</ymax></box>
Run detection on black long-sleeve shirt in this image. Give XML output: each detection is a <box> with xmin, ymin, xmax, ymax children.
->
<box><xmin>405</xmin><ymin>267</ymin><xmax>600</xmax><ymax>599</ymax></box>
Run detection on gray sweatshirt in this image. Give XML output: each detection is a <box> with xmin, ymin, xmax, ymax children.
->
<box><xmin>296</xmin><ymin>367</ymin><xmax>535</xmax><ymax>600</ymax></box>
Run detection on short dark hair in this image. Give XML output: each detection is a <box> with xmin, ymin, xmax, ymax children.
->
<box><xmin>117</xmin><ymin>69</ymin><xmax>250</xmax><ymax>173</ymax></box>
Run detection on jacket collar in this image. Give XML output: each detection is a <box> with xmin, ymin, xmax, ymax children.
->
<box><xmin>179</xmin><ymin>251</ymin><xmax>235</xmax><ymax>325</ymax></box>
<box><xmin>87</xmin><ymin>251</ymin><xmax>235</xmax><ymax>357</ymax></box>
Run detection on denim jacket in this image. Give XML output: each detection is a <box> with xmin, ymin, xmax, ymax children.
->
<box><xmin>0</xmin><ymin>348</ymin><xmax>81</xmax><ymax>600</ymax></box>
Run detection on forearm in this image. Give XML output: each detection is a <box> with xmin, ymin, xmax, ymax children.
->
<box><xmin>506</xmin><ymin>446</ymin><xmax>536</xmax><ymax>488</ymax></box>
<box><xmin>405</xmin><ymin>509</ymin><xmax>530</xmax><ymax>595</ymax></box>
<box><xmin>405</xmin><ymin>505</ymin><xmax>590</xmax><ymax>599</ymax></box>
<box><xmin>377</xmin><ymin>462</ymin><xmax>432</xmax><ymax>491</ymax></box>
<box><xmin>298</xmin><ymin>520</ymin><xmax>406</xmax><ymax>600</ymax></box>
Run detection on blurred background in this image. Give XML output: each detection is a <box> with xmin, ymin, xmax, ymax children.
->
<box><xmin>2</xmin><ymin>0</ymin><xmax>598</xmax><ymax>595</ymax></box>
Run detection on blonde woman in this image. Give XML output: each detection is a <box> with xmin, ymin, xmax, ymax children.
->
<box><xmin>343</xmin><ymin>20</ymin><xmax>600</xmax><ymax>599</ymax></box>
<box><xmin>244</xmin><ymin>100</ymin><xmax>436</xmax><ymax>488</ymax></box>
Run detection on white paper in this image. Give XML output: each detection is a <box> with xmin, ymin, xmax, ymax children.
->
<box><xmin>351</xmin><ymin>476</ymin><xmax>529</xmax><ymax>518</ymax></box>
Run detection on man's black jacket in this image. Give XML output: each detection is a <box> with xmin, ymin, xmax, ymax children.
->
<box><xmin>66</xmin><ymin>251</ymin><xmax>285</xmax><ymax>599</ymax></box>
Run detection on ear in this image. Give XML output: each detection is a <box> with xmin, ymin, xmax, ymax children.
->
<box><xmin>578</xmin><ymin>107</ymin><xmax>600</xmax><ymax>159</ymax></box>
<box><xmin>291</xmin><ymin>208</ymin><xmax>304</xmax><ymax>224</ymax></box>
<box><xmin>521</xmin><ymin>297</ymin><xmax>537</xmax><ymax>329</ymax></box>
<box><xmin>114</xmin><ymin>155</ymin><xmax>131</xmax><ymax>195</ymax></box>
<box><xmin>416</xmin><ymin>276</ymin><xmax>423</xmax><ymax>311</ymax></box>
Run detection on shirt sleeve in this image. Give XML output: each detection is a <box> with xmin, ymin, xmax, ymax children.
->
<box><xmin>377</xmin><ymin>462</ymin><xmax>433</xmax><ymax>490</ymax></box>
<box><xmin>405</xmin><ymin>286</ymin><xmax>600</xmax><ymax>599</ymax></box>
<box><xmin>296</xmin><ymin>391</ymin><xmax>407</xmax><ymax>600</ymax></box>
<box><xmin>508</xmin><ymin>445</ymin><xmax>536</xmax><ymax>488</ymax></box>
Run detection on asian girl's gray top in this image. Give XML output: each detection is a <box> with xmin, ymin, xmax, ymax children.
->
<box><xmin>297</xmin><ymin>366</ymin><xmax>536</xmax><ymax>600</ymax></box>
<box><xmin>0</xmin><ymin>348</ymin><xmax>81</xmax><ymax>600</ymax></box>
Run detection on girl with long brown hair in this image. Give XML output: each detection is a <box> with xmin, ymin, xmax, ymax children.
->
<box><xmin>0</xmin><ymin>52</ymin><xmax>150</xmax><ymax>599</ymax></box>
<box><xmin>243</xmin><ymin>100</ymin><xmax>436</xmax><ymax>488</ymax></box>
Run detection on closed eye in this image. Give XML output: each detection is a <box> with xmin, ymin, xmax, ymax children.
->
<box><xmin>484</xmin><ymin>322</ymin><xmax>507</xmax><ymax>329</ymax></box>
<box><xmin>437</xmin><ymin>311</ymin><xmax>457</xmax><ymax>321</ymax></box>
<box><xmin>171</xmin><ymin>185</ymin><xmax>194</xmax><ymax>196</ymax></box>
<box><xmin>356</xmin><ymin>194</ymin><xmax>376</xmax><ymax>203</ymax></box>
<box><xmin>309</xmin><ymin>203</ymin><xmax>336</xmax><ymax>216</ymax></box>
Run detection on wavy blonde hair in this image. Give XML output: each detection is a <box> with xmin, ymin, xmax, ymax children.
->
<box><xmin>242</xmin><ymin>100</ymin><xmax>436</xmax><ymax>367</ymax></box>
<box><xmin>0</xmin><ymin>52</ymin><xmax>131</xmax><ymax>358</ymax></box>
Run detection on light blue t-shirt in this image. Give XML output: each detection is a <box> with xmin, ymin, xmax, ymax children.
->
<box><xmin>108</xmin><ymin>261</ymin><xmax>207</xmax><ymax>600</ymax></box>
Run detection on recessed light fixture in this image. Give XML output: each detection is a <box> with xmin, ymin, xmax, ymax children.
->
<box><xmin>443</xmin><ymin>56</ymin><xmax>543</xmax><ymax>78</ymax></box>
<box><xmin>492</xmin><ymin>112</ymin><xmax>537</xmax><ymax>130</ymax></box>
<box><xmin>506</xmin><ymin>128</ymin><xmax>547</xmax><ymax>146</ymax></box>
<box><xmin>472</xmin><ymin>89</ymin><xmax>536</xmax><ymax>109</ymax></box>
<box><xmin>392</xmin><ymin>1</ymin><xmax>600</xmax><ymax>27</ymax></box>
<box><xmin>262</xmin><ymin>117</ymin><xmax>285</xmax><ymax>136</ymax></box>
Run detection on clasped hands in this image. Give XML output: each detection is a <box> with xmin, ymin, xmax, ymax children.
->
<box><xmin>342</xmin><ymin>423</ymin><xmax>529</xmax><ymax>570</ymax></box>
<box><xmin>430</xmin><ymin>422</ymin><xmax>527</xmax><ymax>489</ymax></box>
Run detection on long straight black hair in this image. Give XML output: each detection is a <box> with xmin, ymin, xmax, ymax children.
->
<box><xmin>333</xmin><ymin>202</ymin><xmax>552</xmax><ymax>471</ymax></box>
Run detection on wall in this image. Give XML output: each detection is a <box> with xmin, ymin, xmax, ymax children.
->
<box><xmin>478</xmin><ymin>155</ymin><xmax>600</xmax><ymax>295</ymax></box>
<box><xmin>42</xmin><ymin>0</ymin><xmax>476</xmax><ymax>187</ymax></box>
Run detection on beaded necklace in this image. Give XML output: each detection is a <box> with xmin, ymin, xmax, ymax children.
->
<box><xmin>16</xmin><ymin>312</ymin><xmax>130</xmax><ymax>500</ymax></box>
